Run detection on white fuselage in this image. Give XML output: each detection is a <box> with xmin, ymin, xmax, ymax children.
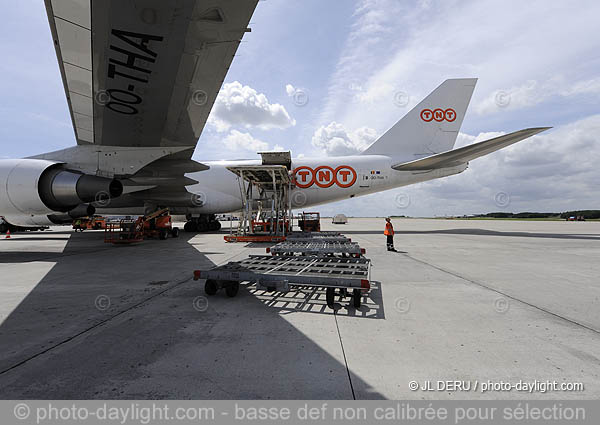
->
<box><xmin>180</xmin><ymin>155</ymin><xmax>467</xmax><ymax>215</ymax></box>
<box><xmin>0</xmin><ymin>154</ymin><xmax>467</xmax><ymax>226</ymax></box>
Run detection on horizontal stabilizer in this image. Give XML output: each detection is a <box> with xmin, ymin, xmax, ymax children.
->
<box><xmin>391</xmin><ymin>127</ymin><xmax>551</xmax><ymax>171</ymax></box>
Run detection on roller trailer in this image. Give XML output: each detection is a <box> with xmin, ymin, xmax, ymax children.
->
<box><xmin>267</xmin><ymin>240</ymin><xmax>365</xmax><ymax>257</ymax></box>
<box><xmin>194</xmin><ymin>254</ymin><xmax>371</xmax><ymax>308</ymax></box>
<box><xmin>286</xmin><ymin>232</ymin><xmax>352</xmax><ymax>243</ymax></box>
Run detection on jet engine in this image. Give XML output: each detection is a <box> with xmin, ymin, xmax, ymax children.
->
<box><xmin>0</xmin><ymin>159</ymin><xmax>123</xmax><ymax>218</ymax></box>
<box><xmin>47</xmin><ymin>204</ymin><xmax>97</xmax><ymax>225</ymax></box>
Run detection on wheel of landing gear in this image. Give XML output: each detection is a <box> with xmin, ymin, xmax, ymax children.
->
<box><xmin>225</xmin><ymin>281</ymin><xmax>240</xmax><ymax>297</ymax></box>
<box><xmin>205</xmin><ymin>279</ymin><xmax>218</xmax><ymax>295</ymax></box>
<box><xmin>208</xmin><ymin>220</ymin><xmax>221</xmax><ymax>231</ymax></box>
<box><xmin>352</xmin><ymin>289</ymin><xmax>361</xmax><ymax>308</ymax></box>
<box><xmin>184</xmin><ymin>221</ymin><xmax>197</xmax><ymax>232</ymax></box>
<box><xmin>171</xmin><ymin>227</ymin><xmax>180</xmax><ymax>238</ymax></box>
<box><xmin>326</xmin><ymin>287</ymin><xmax>335</xmax><ymax>308</ymax></box>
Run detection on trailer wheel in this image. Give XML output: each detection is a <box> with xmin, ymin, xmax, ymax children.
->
<box><xmin>159</xmin><ymin>229</ymin><xmax>168</xmax><ymax>240</ymax></box>
<box><xmin>171</xmin><ymin>227</ymin><xmax>180</xmax><ymax>238</ymax></box>
<box><xmin>326</xmin><ymin>287</ymin><xmax>335</xmax><ymax>308</ymax></box>
<box><xmin>205</xmin><ymin>279</ymin><xmax>218</xmax><ymax>295</ymax></box>
<box><xmin>352</xmin><ymin>289</ymin><xmax>361</xmax><ymax>308</ymax></box>
<box><xmin>225</xmin><ymin>281</ymin><xmax>239</xmax><ymax>297</ymax></box>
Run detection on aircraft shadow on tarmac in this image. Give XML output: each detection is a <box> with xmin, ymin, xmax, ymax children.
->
<box><xmin>342</xmin><ymin>228</ymin><xmax>600</xmax><ymax>241</ymax></box>
<box><xmin>0</xmin><ymin>230</ymin><xmax>384</xmax><ymax>399</ymax></box>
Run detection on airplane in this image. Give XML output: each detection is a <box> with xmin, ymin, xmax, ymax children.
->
<box><xmin>0</xmin><ymin>0</ymin><xmax>549</xmax><ymax>233</ymax></box>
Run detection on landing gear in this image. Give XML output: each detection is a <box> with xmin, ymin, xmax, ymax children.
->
<box><xmin>184</xmin><ymin>214</ymin><xmax>221</xmax><ymax>233</ymax></box>
<box><xmin>184</xmin><ymin>221</ymin><xmax>197</xmax><ymax>232</ymax></box>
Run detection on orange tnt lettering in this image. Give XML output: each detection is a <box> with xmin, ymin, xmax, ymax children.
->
<box><xmin>318</xmin><ymin>170</ymin><xmax>331</xmax><ymax>181</ymax></box>
<box><xmin>297</xmin><ymin>170</ymin><xmax>310</xmax><ymax>182</ymax></box>
<box><xmin>338</xmin><ymin>170</ymin><xmax>351</xmax><ymax>182</ymax></box>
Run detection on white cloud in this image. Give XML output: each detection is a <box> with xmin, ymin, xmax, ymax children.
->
<box><xmin>318</xmin><ymin>0</ymin><xmax>600</xmax><ymax>134</ymax></box>
<box><xmin>222</xmin><ymin>130</ymin><xmax>269</xmax><ymax>152</ymax></box>
<box><xmin>561</xmin><ymin>78</ymin><xmax>600</xmax><ymax>96</ymax></box>
<box><xmin>418</xmin><ymin>115</ymin><xmax>600</xmax><ymax>212</ymax></box>
<box><xmin>318</xmin><ymin>114</ymin><xmax>600</xmax><ymax>217</ymax></box>
<box><xmin>285</xmin><ymin>84</ymin><xmax>296</xmax><ymax>96</ymax></box>
<box><xmin>475</xmin><ymin>78</ymin><xmax>600</xmax><ymax>115</ymax></box>
<box><xmin>475</xmin><ymin>80</ymin><xmax>542</xmax><ymax>115</ymax></box>
<box><xmin>311</xmin><ymin>122</ymin><xmax>378</xmax><ymax>156</ymax></box>
<box><xmin>208</xmin><ymin>81</ymin><xmax>296</xmax><ymax>132</ymax></box>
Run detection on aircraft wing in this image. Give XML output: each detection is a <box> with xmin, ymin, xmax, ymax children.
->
<box><xmin>391</xmin><ymin>127</ymin><xmax>551</xmax><ymax>171</ymax></box>
<box><xmin>45</xmin><ymin>0</ymin><xmax>258</xmax><ymax>155</ymax></box>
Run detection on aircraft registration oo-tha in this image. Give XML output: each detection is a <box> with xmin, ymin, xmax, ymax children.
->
<box><xmin>0</xmin><ymin>0</ymin><xmax>549</xmax><ymax>232</ymax></box>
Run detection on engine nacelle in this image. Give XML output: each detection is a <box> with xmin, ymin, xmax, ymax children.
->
<box><xmin>47</xmin><ymin>204</ymin><xmax>96</xmax><ymax>225</ymax></box>
<box><xmin>0</xmin><ymin>159</ymin><xmax>122</xmax><ymax>218</ymax></box>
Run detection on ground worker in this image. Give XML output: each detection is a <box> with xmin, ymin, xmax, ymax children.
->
<box><xmin>384</xmin><ymin>217</ymin><xmax>396</xmax><ymax>251</ymax></box>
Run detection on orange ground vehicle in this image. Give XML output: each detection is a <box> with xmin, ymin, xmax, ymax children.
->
<box><xmin>142</xmin><ymin>210</ymin><xmax>179</xmax><ymax>240</ymax></box>
<box><xmin>298</xmin><ymin>212</ymin><xmax>321</xmax><ymax>232</ymax></box>
<box><xmin>104</xmin><ymin>209</ymin><xmax>179</xmax><ymax>244</ymax></box>
<box><xmin>250</xmin><ymin>218</ymin><xmax>290</xmax><ymax>234</ymax></box>
<box><xmin>73</xmin><ymin>216</ymin><xmax>106</xmax><ymax>231</ymax></box>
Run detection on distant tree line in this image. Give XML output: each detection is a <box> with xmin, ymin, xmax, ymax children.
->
<box><xmin>477</xmin><ymin>210</ymin><xmax>600</xmax><ymax>219</ymax></box>
<box><xmin>559</xmin><ymin>210</ymin><xmax>600</xmax><ymax>219</ymax></box>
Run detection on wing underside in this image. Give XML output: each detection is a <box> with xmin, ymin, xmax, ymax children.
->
<box><xmin>45</xmin><ymin>0</ymin><xmax>258</xmax><ymax>153</ymax></box>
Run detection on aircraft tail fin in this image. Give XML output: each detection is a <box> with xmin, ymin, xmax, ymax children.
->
<box><xmin>391</xmin><ymin>127</ymin><xmax>551</xmax><ymax>171</ymax></box>
<box><xmin>361</xmin><ymin>78</ymin><xmax>477</xmax><ymax>158</ymax></box>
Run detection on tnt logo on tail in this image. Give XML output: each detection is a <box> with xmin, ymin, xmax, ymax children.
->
<box><xmin>420</xmin><ymin>108</ymin><xmax>456</xmax><ymax>122</ymax></box>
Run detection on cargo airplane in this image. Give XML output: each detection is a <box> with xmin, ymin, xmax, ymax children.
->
<box><xmin>0</xmin><ymin>0</ymin><xmax>549</xmax><ymax>232</ymax></box>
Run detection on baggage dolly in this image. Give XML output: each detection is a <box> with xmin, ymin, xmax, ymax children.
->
<box><xmin>194</xmin><ymin>255</ymin><xmax>371</xmax><ymax>308</ymax></box>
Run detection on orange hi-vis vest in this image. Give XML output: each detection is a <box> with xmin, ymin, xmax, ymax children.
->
<box><xmin>384</xmin><ymin>222</ymin><xmax>394</xmax><ymax>236</ymax></box>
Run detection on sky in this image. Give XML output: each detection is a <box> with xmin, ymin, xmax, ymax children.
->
<box><xmin>1</xmin><ymin>0</ymin><xmax>599</xmax><ymax>217</ymax></box>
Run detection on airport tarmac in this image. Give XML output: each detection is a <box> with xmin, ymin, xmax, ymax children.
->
<box><xmin>0</xmin><ymin>218</ymin><xmax>599</xmax><ymax>399</ymax></box>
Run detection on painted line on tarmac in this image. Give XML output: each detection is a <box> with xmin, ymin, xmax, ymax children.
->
<box><xmin>333</xmin><ymin>311</ymin><xmax>356</xmax><ymax>400</ymax></box>
<box><xmin>0</xmin><ymin>246</ymin><xmax>266</xmax><ymax>376</ymax></box>
<box><xmin>400</xmin><ymin>252</ymin><xmax>600</xmax><ymax>335</ymax></box>
<box><xmin>0</xmin><ymin>273</ymin><xmax>194</xmax><ymax>376</ymax></box>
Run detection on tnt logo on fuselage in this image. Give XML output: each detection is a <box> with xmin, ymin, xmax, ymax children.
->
<box><xmin>420</xmin><ymin>108</ymin><xmax>456</xmax><ymax>122</ymax></box>
<box><xmin>293</xmin><ymin>165</ymin><xmax>357</xmax><ymax>189</ymax></box>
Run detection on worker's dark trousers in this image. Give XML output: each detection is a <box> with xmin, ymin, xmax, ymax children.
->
<box><xmin>386</xmin><ymin>235</ymin><xmax>394</xmax><ymax>250</ymax></box>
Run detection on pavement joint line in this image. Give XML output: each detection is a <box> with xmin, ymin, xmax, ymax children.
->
<box><xmin>333</xmin><ymin>311</ymin><xmax>356</xmax><ymax>400</ymax></box>
<box><xmin>0</xmin><ymin>245</ymin><xmax>117</xmax><ymax>264</ymax></box>
<box><xmin>400</xmin><ymin>252</ymin><xmax>600</xmax><ymax>336</ymax></box>
<box><xmin>0</xmin><ymin>273</ymin><xmax>193</xmax><ymax>376</ymax></box>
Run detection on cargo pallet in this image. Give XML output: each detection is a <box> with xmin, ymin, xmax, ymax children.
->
<box><xmin>194</xmin><ymin>254</ymin><xmax>370</xmax><ymax>308</ymax></box>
